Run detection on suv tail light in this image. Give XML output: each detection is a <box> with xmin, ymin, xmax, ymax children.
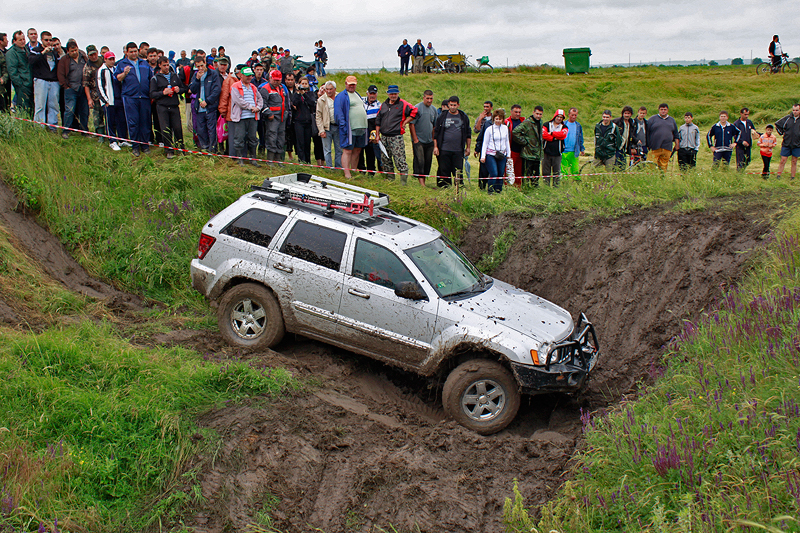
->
<box><xmin>197</xmin><ymin>233</ymin><xmax>216</xmax><ymax>259</ymax></box>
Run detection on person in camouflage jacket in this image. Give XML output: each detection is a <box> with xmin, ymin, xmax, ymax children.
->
<box><xmin>511</xmin><ymin>105</ymin><xmax>544</xmax><ymax>186</ymax></box>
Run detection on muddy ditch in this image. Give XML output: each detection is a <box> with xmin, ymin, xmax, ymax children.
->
<box><xmin>171</xmin><ymin>196</ymin><xmax>782</xmax><ymax>533</ymax></box>
<box><xmin>0</xmin><ymin>177</ymin><xmax>785</xmax><ymax>532</ymax></box>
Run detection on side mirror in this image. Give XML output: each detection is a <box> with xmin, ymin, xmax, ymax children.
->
<box><xmin>395</xmin><ymin>281</ymin><xmax>428</xmax><ymax>301</ymax></box>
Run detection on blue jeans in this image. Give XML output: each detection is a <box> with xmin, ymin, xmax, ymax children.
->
<box><xmin>485</xmin><ymin>154</ymin><xmax>507</xmax><ymax>194</ymax></box>
<box><xmin>195</xmin><ymin>108</ymin><xmax>218</xmax><ymax>152</ymax></box>
<box><xmin>64</xmin><ymin>87</ymin><xmax>89</xmax><ymax>133</ymax></box>
<box><xmin>322</xmin><ymin>125</ymin><xmax>341</xmax><ymax>167</ymax></box>
<box><xmin>122</xmin><ymin>96</ymin><xmax>151</xmax><ymax>148</ymax></box>
<box><xmin>314</xmin><ymin>60</ymin><xmax>326</xmax><ymax>77</ymax></box>
<box><xmin>33</xmin><ymin>79</ymin><xmax>60</xmax><ymax>128</ymax></box>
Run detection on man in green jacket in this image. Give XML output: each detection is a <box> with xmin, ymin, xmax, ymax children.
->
<box><xmin>6</xmin><ymin>31</ymin><xmax>33</xmax><ymax>117</ymax></box>
<box><xmin>593</xmin><ymin>110</ymin><xmax>622</xmax><ymax>172</ymax></box>
<box><xmin>511</xmin><ymin>105</ymin><xmax>544</xmax><ymax>187</ymax></box>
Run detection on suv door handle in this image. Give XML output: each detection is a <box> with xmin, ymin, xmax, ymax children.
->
<box><xmin>348</xmin><ymin>288</ymin><xmax>370</xmax><ymax>299</ymax></box>
<box><xmin>273</xmin><ymin>262</ymin><xmax>293</xmax><ymax>273</ymax></box>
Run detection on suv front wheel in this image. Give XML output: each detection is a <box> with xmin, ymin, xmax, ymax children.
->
<box><xmin>442</xmin><ymin>359</ymin><xmax>521</xmax><ymax>435</ymax></box>
<box><xmin>217</xmin><ymin>283</ymin><xmax>285</xmax><ymax>349</ymax></box>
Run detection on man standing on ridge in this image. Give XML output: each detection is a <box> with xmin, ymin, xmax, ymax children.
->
<box><xmin>433</xmin><ymin>95</ymin><xmax>471</xmax><ymax>187</ymax></box>
<box><xmin>6</xmin><ymin>31</ymin><xmax>33</xmax><ymax>117</ymax></box>
<box><xmin>411</xmin><ymin>89</ymin><xmax>437</xmax><ymax>185</ymax></box>
<box><xmin>397</xmin><ymin>40</ymin><xmax>412</xmax><ymax>76</ymax></box>
<box><xmin>412</xmin><ymin>39</ymin><xmax>426</xmax><ymax>74</ymax></box>
<box><xmin>334</xmin><ymin>75</ymin><xmax>368</xmax><ymax>179</ymax></box>
<box><xmin>734</xmin><ymin>107</ymin><xmax>758</xmax><ymax>172</ymax></box>
<box><xmin>512</xmin><ymin>105</ymin><xmax>544</xmax><ymax>187</ymax></box>
<box><xmin>646</xmin><ymin>103</ymin><xmax>679</xmax><ymax>171</ymax></box>
<box><xmin>116</xmin><ymin>41</ymin><xmax>154</xmax><ymax>155</ymax></box>
<box><xmin>774</xmin><ymin>103</ymin><xmax>800</xmax><ymax>180</ymax></box>
<box><xmin>561</xmin><ymin>107</ymin><xmax>585</xmax><ymax>176</ymax></box>
<box><xmin>375</xmin><ymin>84</ymin><xmax>418</xmax><ymax>183</ymax></box>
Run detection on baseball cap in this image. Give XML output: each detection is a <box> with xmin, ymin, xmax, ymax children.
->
<box><xmin>345</xmin><ymin>75</ymin><xmax>357</xmax><ymax>85</ymax></box>
<box><xmin>214</xmin><ymin>57</ymin><xmax>229</xmax><ymax>65</ymax></box>
<box><xmin>103</xmin><ymin>51</ymin><xmax>115</xmax><ymax>60</ymax></box>
<box><xmin>86</xmin><ymin>44</ymin><xmax>98</xmax><ymax>54</ymax></box>
<box><xmin>553</xmin><ymin>108</ymin><xmax>565</xmax><ymax>118</ymax></box>
<box><xmin>387</xmin><ymin>85</ymin><xmax>400</xmax><ymax>94</ymax></box>
<box><xmin>368</xmin><ymin>85</ymin><xmax>378</xmax><ymax>93</ymax></box>
<box><xmin>269</xmin><ymin>69</ymin><xmax>283</xmax><ymax>80</ymax></box>
<box><xmin>241</xmin><ymin>67</ymin><xmax>253</xmax><ymax>76</ymax></box>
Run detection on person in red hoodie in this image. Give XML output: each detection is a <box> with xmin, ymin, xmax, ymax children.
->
<box><xmin>542</xmin><ymin>109</ymin><xmax>568</xmax><ymax>186</ymax></box>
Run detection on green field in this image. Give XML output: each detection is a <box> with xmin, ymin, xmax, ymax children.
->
<box><xmin>1</xmin><ymin>65</ymin><xmax>800</xmax><ymax>532</ymax></box>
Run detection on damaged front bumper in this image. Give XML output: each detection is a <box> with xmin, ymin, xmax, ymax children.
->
<box><xmin>511</xmin><ymin>313</ymin><xmax>600</xmax><ymax>394</ymax></box>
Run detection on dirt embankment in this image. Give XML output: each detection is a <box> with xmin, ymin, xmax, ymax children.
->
<box><xmin>461</xmin><ymin>201</ymin><xmax>773</xmax><ymax>405</ymax></box>
<box><xmin>0</xmin><ymin>177</ymin><xmax>781</xmax><ymax>532</ymax></box>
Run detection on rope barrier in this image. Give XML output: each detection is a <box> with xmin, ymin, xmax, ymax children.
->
<box><xmin>10</xmin><ymin>115</ymin><xmax>778</xmax><ymax>180</ymax></box>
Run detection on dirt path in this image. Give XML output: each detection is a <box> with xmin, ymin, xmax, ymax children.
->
<box><xmin>0</xmin><ymin>178</ymin><xmax>784</xmax><ymax>532</ymax></box>
<box><xmin>0</xmin><ymin>180</ymin><xmax>144</xmax><ymax>323</ymax></box>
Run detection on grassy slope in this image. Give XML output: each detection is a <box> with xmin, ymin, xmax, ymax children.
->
<box><xmin>1</xmin><ymin>66</ymin><xmax>799</xmax><ymax>531</ymax></box>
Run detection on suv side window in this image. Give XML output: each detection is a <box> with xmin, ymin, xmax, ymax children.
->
<box><xmin>352</xmin><ymin>239</ymin><xmax>416</xmax><ymax>290</ymax></box>
<box><xmin>222</xmin><ymin>209</ymin><xmax>287</xmax><ymax>248</ymax></box>
<box><xmin>280</xmin><ymin>220</ymin><xmax>347</xmax><ymax>271</ymax></box>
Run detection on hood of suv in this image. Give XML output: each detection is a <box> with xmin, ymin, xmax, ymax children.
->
<box><xmin>445</xmin><ymin>278</ymin><xmax>573</xmax><ymax>342</ymax></box>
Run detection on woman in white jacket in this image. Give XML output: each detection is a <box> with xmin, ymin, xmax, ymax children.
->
<box><xmin>480</xmin><ymin>109</ymin><xmax>512</xmax><ymax>194</ymax></box>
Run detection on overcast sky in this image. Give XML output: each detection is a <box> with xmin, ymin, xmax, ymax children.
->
<box><xmin>4</xmin><ymin>1</ymin><xmax>798</xmax><ymax>69</ymax></box>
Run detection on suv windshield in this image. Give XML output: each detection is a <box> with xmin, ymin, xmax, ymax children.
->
<box><xmin>406</xmin><ymin>236</ymin><xmax>487</xmax><ymax>299</ymax></box>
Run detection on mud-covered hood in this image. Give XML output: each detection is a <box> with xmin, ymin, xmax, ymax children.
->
<box><xmin>444</xmin><ymin>278</ymin><xmax>573</xmax><ymax>342</ymax></box>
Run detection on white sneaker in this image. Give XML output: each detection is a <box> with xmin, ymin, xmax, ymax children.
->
<box><xmin>120</xmin><ymin>141</ymin><xmax>132</xmax><ymax>147</ymax></box>
<box><xmin>158</xmin><ymin>143</ymin><xmax>164</xmax><ymax>148</ymax></box>
<box><xmin>110</xmin><ymin>142</ymin><xmax>121</xmax><ymax>151</ymax></box>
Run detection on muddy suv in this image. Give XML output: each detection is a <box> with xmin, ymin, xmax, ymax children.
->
<box><xmin>191</xmin><ymin>174</ymin><xmax>599</xmax><ymax>434</ymax></box>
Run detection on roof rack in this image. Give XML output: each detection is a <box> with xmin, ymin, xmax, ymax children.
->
<box><xmin>250</xmin><ymin>173</ymin><xmax>390</xmax><ymax>217</ymax></box>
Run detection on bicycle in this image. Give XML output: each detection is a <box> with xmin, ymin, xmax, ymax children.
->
<box><xmin>579</xmin><ymin>146</ymin><xmax>659</xmax><ymax>175</ymax></box>
<box><xmin>463</xmin><ymin>54</ymin><xmax>494</xmax><ymax>72</ymax></box>
<box><xmin>756</xmin><ymin>53</ymin><xmax>799</xmax><ymax>74</ymax></box>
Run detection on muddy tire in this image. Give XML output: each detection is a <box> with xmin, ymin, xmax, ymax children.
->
<box><xmin>217</xmin><ymin>283</ymin><xmax>284</xmax><ymax>349</ymax></box>
<box><xmin>442</xmin><ymin>360</ymin><xmax>520</xmax><ymax>435</ymax></box>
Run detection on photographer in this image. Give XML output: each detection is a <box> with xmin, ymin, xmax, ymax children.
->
<box><xmin>291</xmin><ymin>77</ymin><xmax>316</xmax><ymax>163</ymax></box>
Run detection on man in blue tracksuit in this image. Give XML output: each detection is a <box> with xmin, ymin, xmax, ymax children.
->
<box><xmin>706</xmin><ymin>110</ymin><xmax>740</xmax><ymax>167</ymax></box>
<box><xmin>115</xmin><ymin>41</ymin><xmax>153</xmax><ymax>155</ymax></box>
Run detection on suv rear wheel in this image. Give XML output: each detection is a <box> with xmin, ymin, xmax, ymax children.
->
<box><xmin>442</xmin><ymin>359</ymin><xmax>520</xmax><ymax>435</ymax></box>
<box><xmin>217</xmin><ymin>283</ymin><xmax>285</xmax><ymax>349</ymax></box>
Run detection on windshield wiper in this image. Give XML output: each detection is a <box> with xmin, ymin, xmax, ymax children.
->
<box><xmin>445</xmin><ymin>282</ymin><xmax>485</xmax><ymax>300</ymax></box>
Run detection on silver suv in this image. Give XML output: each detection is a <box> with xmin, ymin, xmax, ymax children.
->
<box><xmin>191</xmin><ymin>173</ymin><xmax>599</xmax><ymax>434</ymax></box>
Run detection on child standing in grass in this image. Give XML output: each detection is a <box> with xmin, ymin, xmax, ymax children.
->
<box><xmin>758</xmin><ymin>124</ymin><xmax>777</xmax><ymax>177</ymax></box>
<box><xmin>677</xmin><ymin>112</ymin><xmax>700</xmax><ymax>171</ymax></box>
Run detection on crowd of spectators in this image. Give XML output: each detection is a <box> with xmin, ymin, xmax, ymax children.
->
<box><xmin>2</xmin><ymin>28</ymin><xmax>799</xmax><ymax>184</ymax></box>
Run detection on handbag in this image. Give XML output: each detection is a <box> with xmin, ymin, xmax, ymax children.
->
<box><xmin>216</xmin><ymin>115</ymin><xmax>228</xmax><ymax>144</ymax></box>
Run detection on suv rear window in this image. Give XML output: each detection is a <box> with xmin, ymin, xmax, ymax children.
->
<box><xmin>222</xmin><ymin>209</ymin><xmax>287</xmax><ymax>248</ymax></box>
<box><xmin>280</xmin><ymin>220</ymin><xmax>347</xmax><ymax>271</ymax></box>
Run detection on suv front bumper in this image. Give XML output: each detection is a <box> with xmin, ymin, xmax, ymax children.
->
<box><xmin>511</xmin><ymin>313</ymin><xmax>599</xmax><ymax>394</ymax></box>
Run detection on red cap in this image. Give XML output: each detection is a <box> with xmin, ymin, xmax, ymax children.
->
<box><xmin>269</xmin><ymin>69</ymin><xmax>283</xmax><ymax>80</ymax></box>
<box><xmin>103</xmin><ymin>51</ymin><xmax>115</xmax><ymax>60</ymax></box>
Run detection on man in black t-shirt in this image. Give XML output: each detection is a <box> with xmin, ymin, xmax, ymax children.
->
<box><xmin>433</xmin><ymin>95</ymin><xmax>471</xmax><ymax>187</ymax></box>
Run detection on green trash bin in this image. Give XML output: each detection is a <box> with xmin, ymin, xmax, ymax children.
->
<box><xmin>563</xmin><ymin>48</ymin><xmax>591</xmax><ymax>74</ymax></box>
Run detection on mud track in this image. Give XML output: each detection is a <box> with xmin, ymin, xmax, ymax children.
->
<box><xmin>0</xmin><ymin>178</ymin><xmax>785</xmax><ymax>532</ymax></box>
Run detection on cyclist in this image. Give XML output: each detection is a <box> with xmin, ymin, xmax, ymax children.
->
<box><xmin>769</xmin><ymin>35</ymin><xmax>785</xmax><ymax>73</ymax></box>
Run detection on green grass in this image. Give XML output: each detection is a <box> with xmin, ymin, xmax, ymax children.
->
<box><xmin>2</xmin><ymin>66</ymin><xmax>800</xmax><ymax>531</ymax></box>
<box><xmin>0</xmin><ymin>322</ymin><xmax>296</xmax><ymax>531</ymax></box>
